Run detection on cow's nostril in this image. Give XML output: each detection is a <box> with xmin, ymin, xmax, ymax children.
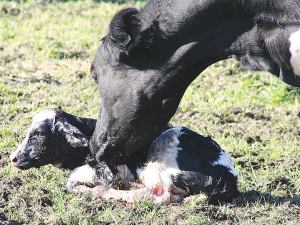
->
<box><xmin>12</xmin><ymin>157</ymin><xmax>18</xmax><ymax>163</ymax></box>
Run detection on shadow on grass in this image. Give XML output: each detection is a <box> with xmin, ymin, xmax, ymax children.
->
<box><xmin>235</xmin><ymin>190</ymin><xmax>300</xmax><ymax>207</ymax></box>
<box><xmin>287</xmin><ymin>85</ymin><xmax>300</xmax><ymax>96</ymax></box>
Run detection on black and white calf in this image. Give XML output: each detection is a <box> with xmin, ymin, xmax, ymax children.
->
<box><xmin>11</xmin><ymin>108</ymin><xmax>238</xmax><ymax>204</ymax></box>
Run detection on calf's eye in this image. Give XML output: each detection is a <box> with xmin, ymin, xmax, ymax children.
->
<box><xmin>35</xmin><ymin>132</ymin><xmax>45</xmax><ymax>137</ymax></box>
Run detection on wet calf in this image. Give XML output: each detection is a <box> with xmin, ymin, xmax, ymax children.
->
<box><xmin>11</xmin><ymin>108</ymin><xmax>238</xmax><ymax>204</ymax></box>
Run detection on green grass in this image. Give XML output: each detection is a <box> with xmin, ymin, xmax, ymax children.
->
<box><xmin>1</xmin><ymin>0</ymin><xmax>300</xmax><ymax>224</ymax></box>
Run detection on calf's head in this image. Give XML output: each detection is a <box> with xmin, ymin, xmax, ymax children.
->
<box><xmin>90</xmin><ymin>1</ymin><xmax>300</xmax><ymax>165</ymax></box>
<box><xmin>10</xmin><ymin>108</ymin><xmax>89</xmax><ymax>170</ymax></box>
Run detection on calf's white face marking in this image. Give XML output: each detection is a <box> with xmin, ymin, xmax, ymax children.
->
<box><xmin>290</xmin><ymin>29</ymin><xmax>300</xmax><ymax>75</ymax></box>
<box><xmin>10</xmin><ymin>109</ymin><xmax>56</xmax><ymax>163</ymax></box>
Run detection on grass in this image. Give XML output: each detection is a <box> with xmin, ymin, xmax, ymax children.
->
<box><xmin>1</xmin><ymin>0</ymin><xmax>300</xmax><ymax>224</ymax></box>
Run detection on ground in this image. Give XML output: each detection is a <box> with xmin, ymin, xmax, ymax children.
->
<box><xmin>1</xmin><ymin>1</ymin><xmax>300</xmax><ymax>224</ymax></box>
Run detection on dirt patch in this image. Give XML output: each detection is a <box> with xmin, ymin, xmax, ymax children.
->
<box><xmin>213</xmin><ymin>112</ymin><xmax>238</xmax><ymax>124</ymax></box>
<box><xmin>2</xmin><ymin>177</ymin><xmax>23</xmax><ymax>189</ymax></box>
<box><xmin>0</xmin><ymin>168</ymin><xmax>58</xmax><ymax>224</ymax></box>
<box><xmin>7</xmin><ymin>74</ymin><xmax>61</xmax><ymax>85</ymax></box>
<box><xmin>244</xmin><ymin>135</ymin><xmax>263</xmax><ymax>145</ymax></box>
<box><xmin>268</xmin><ymin>177</ymin><xmax>293</xmax><ymax>189</ymax></box>
<box><xmin>0</xmin><ymin>52</ymin><xmax>24</xmax><ymax>65</ymax></box>
<box><xmin>0</xmin><ymin>217</ymin><xmax>20</xmax><ymax>225</ymax></box>
<box><xmin>1</xmin><ymin>5</ymin><xmax>20</xmax><ymax>16</ymax></box>
<box><xmin>75</xmin><ymin>70</ymin><xmax>87</xmax><ymax>79</ymax></box>
<box><xmin>244</xmin><ymin>112</ymin><xmax>271</xmax><ymax>121</ymax></box>
<box><xmin>54</xmin><ymin>48</ymin><xmax>90</xmax><ymax>60</ymax></box>
<box><xmin>40</xmin><ymin>196</ymin><xmax>53</xmax><ymax>207</ymax></box>
<box><xmin>0</xmin><ymin>152</ymin><xmax>10</xmax><ymax>167</ymax></box>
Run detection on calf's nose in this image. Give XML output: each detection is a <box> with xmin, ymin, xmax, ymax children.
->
<box><xmin>12</xmin><ymin>157</ymin><xmax>18</xmax><ymax>163</ymax></box>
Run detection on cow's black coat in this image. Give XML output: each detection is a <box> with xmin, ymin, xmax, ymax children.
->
<box><xmin>90</xmin><ymin>0</ymin><xmax>300</xmax><ymax>166</ymax></box>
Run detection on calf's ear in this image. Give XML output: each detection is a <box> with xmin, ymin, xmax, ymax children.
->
<box><xmin>109</xmin><ymin>7</ymin><xmax>140</xmax><ymax>49</ymax></box>
<box><xmin>56</xmin><ymin>119</ymin><xmax>89</xmax><ymax>148</ymax></box>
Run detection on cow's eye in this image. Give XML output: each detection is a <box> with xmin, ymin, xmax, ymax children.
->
<box><xmin>91</xmin><ymin>72</ymin><xmax>98</xmax><ymax>83</ymax></box>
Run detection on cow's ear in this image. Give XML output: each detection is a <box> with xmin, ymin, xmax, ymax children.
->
<box><xmin>109</xmin><ymin>7</ymin><xmax>140</xmax><ymax>49</ymax></box>
<box><xmin>56</xmin><ymin>119</ymin><xmax>89</xmax><ymax>148</ymax></box>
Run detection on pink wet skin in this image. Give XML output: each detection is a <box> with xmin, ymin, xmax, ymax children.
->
<box><xmin>92</xmin><ymin>186</ymin><xmax>154</xmax><ymax>204</ymax></box>
<box><xmin>110</xmin><ymin>189</ymin><xmax>136</xmax><ymax>204</ymax></box>
<box><xmin>90</xmin><ymin>184</ymin><xmax>187</xmax><ymax>205</ymax></box>
<box><xmin>153</xmin><ymin>187</ymin><xmax>171</xmax><ymax>205</ymax></box>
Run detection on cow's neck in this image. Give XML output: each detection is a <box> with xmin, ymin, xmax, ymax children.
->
<box><xmin>138</xmin><ymin>0</ymin><xmax>300</xmax><ymax>87</ymax></box>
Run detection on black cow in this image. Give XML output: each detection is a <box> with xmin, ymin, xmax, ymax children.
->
<box><xmin>90</xmin><ymin>0</ymin><xmax>300</xmax><ymax>166</ymax></box>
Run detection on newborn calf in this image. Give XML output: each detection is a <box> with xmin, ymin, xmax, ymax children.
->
<box><xmin>11</xmin><ymin>108</ymin><xmax>238</xmax><ymax>204</ymax></box>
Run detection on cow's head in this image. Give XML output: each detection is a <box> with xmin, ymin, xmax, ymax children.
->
<box><xmin>90</xmin><ymin>1</ymin><xmax>300</xmax><ymax>165</ymax></box>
